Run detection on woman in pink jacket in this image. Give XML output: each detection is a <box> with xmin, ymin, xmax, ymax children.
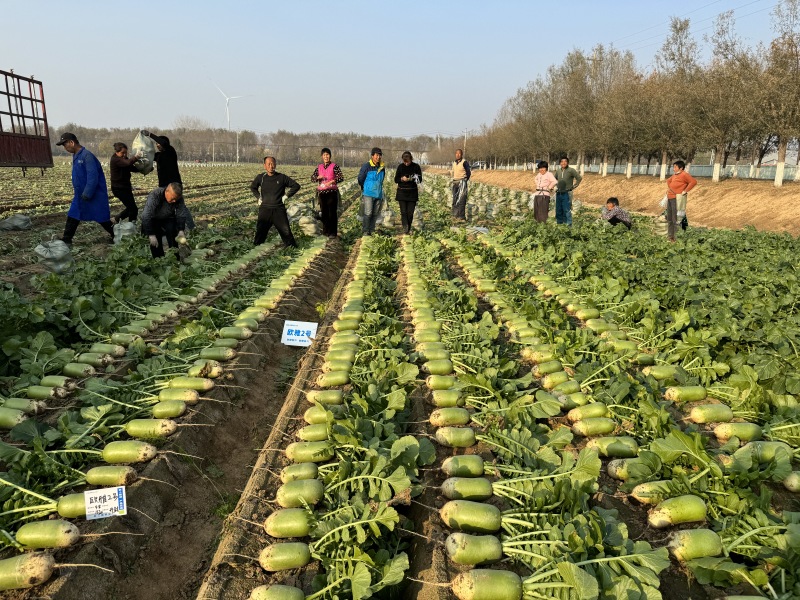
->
<box><xmin>311</xmin><ymin>148</ymin><xmax>344</xmax><ymax>237</ymax></box>
<box><xmin>533</xmin><ymin>161</ymin><xmax>557</xmax><ymax>223</ymax></box>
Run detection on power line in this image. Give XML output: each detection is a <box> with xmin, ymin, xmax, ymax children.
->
<box><xmin>609</xmin><ymin>0</ymin><xmax>727</xmax><ymax>44</ymax></box>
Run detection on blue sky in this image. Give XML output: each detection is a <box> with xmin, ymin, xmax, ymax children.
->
<box><xmin>2</xmin><ymin>0</ymin><xmax>777</xmax><ymax>137</ymax></box>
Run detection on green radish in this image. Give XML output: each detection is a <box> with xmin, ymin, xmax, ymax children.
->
<box><xmin>714</xmin><ymin>422</ymin><xmax>762</xmax><ymax>443</ymax></box>
<box><xmin>575</xmin><ymin>308</ymin><xmax>600</xmax><ymax>320</ymax></box>
<box><xmin>552</xmin><ymin>379</ymin><xmax>581</xmax><ymax>395</ymax></box>
<box><xmin>668</xmin><ymin>529</ymin><xmax>722</xmax><ymax>561</ymax></box>
<box><xmin>199</xmin><ymin>347</ymin><xmax>237</xmax><ymax>361</ymax></box>
<box><xmin>250</xmin><ymin>583</ymin><xmax>306</xmax><ymax>599</ymax></box>
<box><xmin>416</xmin><ymin>330</ymin><xmax>441</xmax><ymax>343</ymax></box>
<box><xmin>325</xmin><ymin>348</ymin><xmax>356</xmax><ymax>363</ymax></box>
<box><xmin>541</xmin><ymin>371</ymin><xmax>569</xmax><ymax>389</ymax></box>
<box><xmin>63</xmin><ymin>362</ymin><xmax>96</xmax><ymax>378</ymax></box>
<box><xmin>280</xmin><ymin>463</ymin><xmax>319</xmax><ymax>484</ymax></box>
<box><xmin>303</xmin><ymin>405</ymin><xmax>328</xmax><ymax>425</ymax></box>
<box><xmin>321</xmin><ymin>360</ymin><xmax>352</xmax><ymax>374</ymax></box>
<box><xmin>441</xmin><ymin>477</ymin><xmax>493</xmax><ymax>501</ymax></box>
<box><xmin>168</xmin><ymin>376</ymin><xmax>214</xmax><ymax>391</ymax></box>
<box><xmin>532</xmin><ymin>360</ymin><xmax>563</xmax><ymax>376</ymax></box>
<box><xmin>784</xmin><ymin>472</ymin><xmax>800</xmax><ymax>492</ymax></box>
<box><xmin>57</xmin><ymin>493</ymin><xmax>87</xmax><ymax>518</ymax></box>
<box><xmin>665</xmin><ymin>386</ymin><xmax>707</xmax><ymax>403</ymax></box>
<box><xmin>601</xmin><ymin>329</ymin><xmax>628</xmax><ymax>340</ymax></box>
<box><xmin>153</xmin><ymin>399</ymin><xmax>184</xmax><ymax>419</ymax></box>
<box><xmin>234</xmin><ymin>318</ymin><xmax>259</xmax><ymax>331</ymax></box>
<box><xmin>125</xmin><ymin>418</ymin><xmax>177</xmax><ymax>439</ymax></box>
<box><xmin>427</xmin><ymin>375</ymin><xmax>456</xmax><ymax>390</ymax></box>
<box><xmin>643</xmin><ymin>364</ymin><xmax>678</xmax><ymax>380</ymax></box>
<box><xmin>1</xmin><ymin>398</ymin><xmax>45</xmax><ymax>414</ymax></box>
<box><xmin>424</xmin><ymin>359</ymin><xmax>454</xmax><ymax>376</ymax></box>
<box><xmin>258</xmin><ymin>542</ymin><xmax>312</xmax><ymax>571</ymax></box>
<box><xmin>220</xmin><ymin>326</ymin><xmax>253</xmax><ymax>340</ymax></box>
<box><xmin>442</xmin><ymin>455</ymin><xmax>485</xmax><ymax>478</ymax></box>
<box><xmin>297</xmin><ymin>424</ymin><xmax>328</xmax><ymax>442</ymax></box>
<box><xmin>240</xmin><ymin>308</ymin><xmax>268</xmax><ymax>321</ymax></box>
<box><xmin>285</xmin><ymin>441</ymin><xmax>333</xmax><ymax>463</ymax></box>
<box><xmin>75</xmin><ymin>352</ymin><xmax>113</xmax><ymax>367</ymax></box>
<box><xmin>689</xmin><ymin>404</ymin><xmax>733</xmax><ymax>424</ymax></box>
<box><xmin>39</xmin><ymin>375</ymin><xmax>77</xmax><ymax>390</ymax></box>
<box><xmin>430</xmin><ymin>407</ymin><xmax>471</xmax><ymax>427</ymax></box>
<box><xmin>0</xmin><ymin>552</ymin><xmax>56</xmax><ymax>591</ymax></box>
<box><xmin>572</xmin><ymin>417</ymin><xmax>616</xmax><ymax>437</ymax></box>
<box><xmin>439</xmin><ymin>500</ymin><xmax>502</xmax><ymax>533</ymax></box>
<box><xmin>476</xmin><ymin>280</ymin><xmax>496</xmax><ymax>292</ymax></box>
<box><xmin>586</xmin><ymin>436</ymin><xmax>639</xmax><ymax>458</ymax></box>
<box><xmin>520</xmin><ymin>347</ymin><xmax>556</xmax><ymax>364</ymax></box>
<box><xmin>264</xmin><ymin>508</ymin><xmax>312</xmax><ymax>538</ymax></box>
<box><xmin>118</xmin><ymin>324</ymin><xmax>149</xmax><ymax>336</ymax></box>
<box><xmin>648</xmin><ymin>494</ymin><xmax>706</xmax><ymax>528</ymax></box>
<box><xmin>337</xmin><ymin>310</ymin><xmax>363</xmax><ymax>321</ymax></box>
<box><xmin>332</xmin><ymin>319</ymin><xmax>359</xmax><ymax>332</ymax></box>
<box><xmin>85</xmin><ymin>465</ymin><xmax>137</xmax><ymax>486</ymax></box>
<box><xmin>317</xmin><ymin>371</ymin><xmax>349</xmax><ymax>388</ymax></box>
<box><xmin>306</xmin><ymin>390</ymin><xmax>343</xmax><ymax>405</ymax></box>
<box><xmin>567</xmin><ymin>403</ymin><xmax>609</xmax><ymax>422</ymax></box>
<box><xmin>276</xmin><ymin>479</ymin><xmax>324</xmax><ymax>509</ymax></box>
<box><xmin>16</xmin><ymin>520</ymin><xmax>80</xmax><ymax>549</ymax></box>
<box><xmin>529</xmin><ymin>274</ymin><xmax>552</xmax><ymax>283</ymax></box>
<box><xmin>431</xmin><ymin>389</ymin><xmax>464</xmax><ymax>408</ymax></box>
<box><xmin>159</xmin><ymin>388</ymin><xmax>200</xmax><ymax>405</ymax></box>
<box><xmin>0</xmin><ymin>407</ymin><xmax>27</xmax><ymax>428</ymax></box>
<box><xmin>89</xmin><ymin>343</ymin><xmax>127</xmax><ymax>357</ymax></box>
<box><xmin>633</xmin><ymin>353</ymin><xmax>655</xmax><ymax>366</ymax></box>
<box><xmin>110</xmin><ymin>332</ymin><xmax>141</xmax><ymax>346</ymax></box>
<box><xmin>451</xmin><ymin>569</ymin><xmax>522</xmax><ymax>600</ymax></box>
<box><xmin>415</xmin><ymin>320</ymin><xmax>442</xmax><ymax>332</ymax></box>
<box><xmin>27</xmin><ymin>385</ymin><xmax>68</xmax><ymax>400</ymax></box>
<box><xmin>630</xmin><ymin>480</ymin><xmax>672</xmax><ymax>505</ymax></box>
<box><xmin>743</xmin><ymin>441</ymin><xmax>793</xmax><ymax>463</ymax></box>
<box><xmin>435</xmin><ymin>427</ymin><xmax>476</xmax><ymax>448</ymax></box>
<box><xmin>329</xmin><ymin>331</ymin><xmax>359</xmax><ymax>345</ymax></box>
<box><xmin>212</xmin><ymin>338</ymin><xmax>239</xmax><ymax>349</ymax></box>
<box><xmin>102</xmin><ymin>440</ymin><xmax>158</xmax><ymax>464</ymax></box>
<box><xmin>445</xmin><ymin>533</ymin><xmax>503</xmax><ymax>566</ymax></box>
<box><xmin>607</xmin><ymin>459</ymin><xmax>635</xmax><ymax>481</ymax></box>
<box><xmin>608</xmin><ymin>339</ymin><xmax>638</xmax><ymax>353</ymax></box>
<box><xmin>554</xmin><ymin>391</ymin><xmax>588</xmax><ymax>410</ymax></box>
<box><xmin>188</xmin><ymin>362</ymin><xmax>223</xmax><ymax>379</ymax></box>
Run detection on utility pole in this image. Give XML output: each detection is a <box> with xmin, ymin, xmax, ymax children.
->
<box><xmin>236</xmin><ymin>131</ymin><xmax>240</xmax><ymax>164</ymax></box>
<box><xmin>463</xmin><ymin>129</ymin><xmax>468</xmax><ymax>152</ymax></box>
<box><xmin>437</xmin><ymin>133</ymin><xmax>441</xmax><ymax>150</ymax></box>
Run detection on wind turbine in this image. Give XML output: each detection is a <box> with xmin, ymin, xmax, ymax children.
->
<box><xmin>212</xmin><ymin>81</ymin><xmax>245</xmax><ymax>130</ymax></box>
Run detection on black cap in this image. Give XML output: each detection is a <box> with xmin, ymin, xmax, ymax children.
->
<box><xmin>56</xmin><ymin>132</ymin><xmax>78</xmax><ymax>146</ymax></box>
<box><xmin>371</xmin><ymin>147</ymin><xmax>382</xmax><ymax>156</ymax></box>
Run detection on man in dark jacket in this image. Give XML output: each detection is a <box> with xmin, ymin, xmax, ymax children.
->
<box><xmin>250</xmin><ymin>156</ymin><xmax>301</xmax><ymax>247</ymax></box>
<box><xmin>110</xmin><ymin>142</ymin><xmax>139</xmax><ymax>223</ymax></box>
<box><xmin>140</xmin><ymin>183</ymin><xmax>191</xmax><ymax>258</ymax></box>
<box><xmin>141</xmin><ymin>130</ymin><xmax>182</xmax><ymax>188</ymax></box>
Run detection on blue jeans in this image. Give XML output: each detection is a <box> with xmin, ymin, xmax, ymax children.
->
<box><xmin>361</xmin><ymin>195</ymin><xmax>383</xmax><ymax>235</ymax></box>
<box><xmin>555</xmin><ymin>191</ymin><xmax>572</xmax><ymax>225</ymax></box>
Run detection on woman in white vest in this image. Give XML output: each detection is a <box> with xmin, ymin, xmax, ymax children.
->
<box><xmin>311</xmin><ymin>147</ymin><xmax>344</xmax><ymax>237</ymax></box>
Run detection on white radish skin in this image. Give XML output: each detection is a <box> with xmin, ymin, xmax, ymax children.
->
<box><xmin>0</xmin><ymin>553</ymin><xmax>55</xmax><ymax>591</ymax></box>
<box><xmin>668</xmin><ymin>528</ymin><xmax>722</xmax><ymax>561</ymax></box>
<box><xmin>648</xmin><ymin>495</ymin><xmax>707</xmax><ymax>528</ymax></box>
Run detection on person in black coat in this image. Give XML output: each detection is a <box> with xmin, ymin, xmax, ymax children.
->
<box><xmin>394</xmin><ymin>151</ymin><xmax>423</xmax><ymax>234</ymax></box>
<box><xmin>250</xmin><ymin>156</ymin><xmax>301</xmax><ymax>247</ymax></box>
<box><xmin>141</xmin><ymin>183</ymin><xmax>192</xmax><ymax>258</ymax></box>
<box><xmin>141</xmin><ymin>130</ymin><xmax>182</xmax><ymax>188</ymax></box>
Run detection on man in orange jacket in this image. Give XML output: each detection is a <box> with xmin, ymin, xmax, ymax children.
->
<box><xmin>665</xmin><ymin>160</ymin><xmax>697</xmax><ymax>242</ymax></box>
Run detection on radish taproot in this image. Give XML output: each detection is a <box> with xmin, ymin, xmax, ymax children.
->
<box><xmin>153</xmin><ymin>400</ymin><xmax>187</xmax><ymax>418</ymax></box>
<box><xmin>102</xmin><ymin>440</ymin><xmax>158</xmax><ymax>464</ymax></box>
<box><xmin>451</xmin><ymin>569</ymin><xmax>522</xmax><ymax>600</ymax></box>
<box><xmin>571</xmin><ymin>417</ymin><xmax>616</xmax><ymax>437</ymax></box>
<box><xmin>167</xmin><ymin>376</ymin><xmax>214</xmax><ymax>391</ymax></box>
<box><xmin>85</xmin><ymin>465</ymin><xmax>137</xmax><ymax>486</ymax></box>
<box><xmin>435</xmin><ymin>427</ymin><xmax>476</xmax><ymax>448</ymax></box>
<box><xmin>689</xmin><ymin>404</ymin><xmax>733</xmax><ymax>424</ymax></box>
<box><xmin>296</xmin><ymin>424</ymin><xmax>329</xmax><ymax>442</ymax></box>
<box><xmin>306</xmin><ymin>390</ymin><xmax>343</xmax><ymax>405</ymax></box>
<box><xmin>124</xmin><ymin>418</ymin><xmax>178</xmax><ymax>439</ymax></box>
<box><xmin>441</xmin><ymin>477</ymin><xmax>493</xmax><ymax>501</ymax></box>
<box><xmin>280</xmin><ymin>463</ymin><xmax>319</xmax><ymax>484</ymax></box>
<box><xmin>159</xmin><ymin>388</ymin><xmax>200</xmax><ymax>404</ymax></box>
<box><xmin>585</xmin><ymin>436</ymin><xmax>639</xmax><ymax>458</ymax></box>
<box><xmin>264</xmin><ymin>508</ymin><xmax>312</xmax><ymax>538</ymax></box>
<box><xmin>0</xmin><ymin>407</ymin><xmax>27</xmax><ymax>429</ymax></box>
<box><xmin>648</xmin><ymin>494</ymin><xmax>706</xmax><ymax>528</ymax></box>
<box><xmin>258</xmin><ymin>542</ymin><xmax>312</xmax><ymax>571</ymax></box>
<box><xmin>442</xmin><ymin>455</ymin><xmax>485</xmax><ymax>478</ymax></box>
<box><xmin>439</xmin><ymin>500</ymin><xmax>501</xmax><ymax>533</ymax></box>
<box><xmin>445</xmin><ymin>533</ymin><xmax>503</xmax><ymax>565</ymax></box>
<box><xmin>276</xmin><ymin>479</ymin><xmax>324</xmax><ymax>508</ymax></box>
<box><xmin>285</xmin><ymin>441</ymin><xmax>334</xmax><ymax>463</ymax></box>
<box><xmin>430</xmin><ymin>408</ymin><xmax>471</xmax><ymax>427</ymax></box>
<box><xmin>16</xmin><ymin>520</ymin><xmax>80</xmax><ymax>549</ymax></box>
<box><xmin>0</xmin><ymin>552</ymin><xmax>56</xmax><ymax>591</ymax></box>
<box><xmin>668</xmin><ymin>528</ymin><xmax>722</xmax><ymax>561</ymax></box>
<box><xmin>664</xmin><ymin>386</ymin><xmax>707</xmax><ymax>403</ymax></box>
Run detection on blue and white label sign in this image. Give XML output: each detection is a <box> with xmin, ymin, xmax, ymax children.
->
<box><xmin>282</xmin><ymin>320</ymin><xmax>318</xmax><ymax>347</ymax></box>
<box><xmin>84</xmin><ymin>486</ymin><xmax>127</xmax><ymax>520</ymax></box>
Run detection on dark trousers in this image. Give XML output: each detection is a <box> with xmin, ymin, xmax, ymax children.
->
<box><xmin>666</xmin><ymin>198</ymin><xmax>677</xmax><ymax>240</ymax></box>
<box><xmin>608</xmin><ymin>216</ymin><xmax>632</xmax><ymax>229</ymax></box>
<box><xmin>254</xmin><ymin>206</ymin><xmax>297</xmax><ymax>247</ymax></box>
<box><xmin>319</xmin><ymin>190</ymin><xmax>339</xmax><ymax>236</ymax></box>
<box><xmin>150</xmin><ymin>218</ymin><xmax>178</xmax><ymax>258</ymax></box>
<box><xmin>452</xmin><ymin>180</ymin><xmax>468</xmax><ymax>219</ymax></box>
<box><xmin>112</xmin><ymin>186</ymin><xmax>138</xmax><ymax>222</ymax></box>
<box><xmin>62</xmin><ymin>216</ymin><xmax>114</xmax><ymax>244</ymax></box>
<box><xmin>399</xmin><ymin>200</ymin><xmax>416</xmax><ymax>233</ymax></box>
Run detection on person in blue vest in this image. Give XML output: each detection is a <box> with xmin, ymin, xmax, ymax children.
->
<box><xmin>57</xmin><ymin>132</ymin><xmax>114</xmax><ymax>246</ymax></box>
<box><xmin>357</xmin><ymin>147</ymin><xmax>386</xmax><ymax>236</ymax></box>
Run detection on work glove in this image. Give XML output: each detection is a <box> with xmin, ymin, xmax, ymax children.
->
<box><xmin>282</xmin><ymin>194</ymin><xmax>289</xmax><ymax>202</ymax></box>
<box><xmin>177</xmin><ymin>230</ymin><xmax>186</xmax><ymax>239</ymax></box>
<box><xmin>255</xmin><ymin>195</ymin><xmax>262</xmax><ymax>205</ymax></box>
<box><xmin>141</xmin><ymin>130</ymin><xmax>150</xmax><ymax>137</ymax></box>
<box><xmin>148</xmin><ymin>235</ymin><xmax>159</xmax><ymax>247</ymax></box>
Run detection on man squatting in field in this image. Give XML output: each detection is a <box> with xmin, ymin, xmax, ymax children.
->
<box><xmin>141</xmin><ymin>183</ymin><xmax>191</xmax><ymax>258</ymax></box>
<box><xmin>451</xmin><ymin>148</ymin><xmax>471</xmax><ymax>222</ymax></box>
<box><xmin>251</xmin><ymin>156</ymin><xmax>301</xmax><ymax>247</ymax></box>
<box><xmin>109</xmin><ymin>142</ymin><xmax>139</xmax><ymax>223</ymax></box>
<box><xmin>601</xmin><ymin>197</ymin><xmax>632</xmax><ymax>229</ymax></box>
<box><xmin>357</xmin><ymin>147</ymin><xmax>386</xmax><ymax>236</ymax></box>
<box><xmin>554</xmin><ymin>156</ymin><xmax>582</xmax><ymax>226</ymax></box>
<box><xmin>57</xmin><ymin>132</ymin><xmax>115</xmax><ymax>246</ymax></box>
<box><xmin>665</xmin><ymin>160</ymin><xmax>698</xmax><ymax>242</ymax></box>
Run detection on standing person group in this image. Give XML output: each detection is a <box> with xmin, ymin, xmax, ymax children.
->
<box><xmin>251</xmin><ymin>156</ymin><xmax>301</xmax><ymax>248</ymax></box>
<box><xmin>665</xmin><ymin>160</ymin><xmax>697</xmax><ymax>242</ymax></box>
<box><xmin>394</xmin><ymin>151</ymin><xmax>422</xmax><ymax>234</ymax></box>
<box><xmin>451</xmin><ymin>149</ymin><xmax>471</xmax><ymax>221</ymax></box>
<box><xmin>357</xmin><ymin>148</ymin><xmax>386</xmax><ymax>236</ymax></box>
<box><xmin>533</xmin><ymin>161</ymin><xmax>557</xmax><ymax>223</ymax></box>
<box><xmin>311</xmin><ymin>148</ymin><xmax>344</xmax><ymax>238</ymax></box>
<box><xmin>554</xmin><ymin>156</ymin><xmax>582</xmax><ymax>226</ymax></box>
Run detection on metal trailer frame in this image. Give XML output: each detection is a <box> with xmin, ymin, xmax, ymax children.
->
<box><xmin>0</xmin><ymin>69</ymin><xmax>53</xmax><ymax>172</ymax></box>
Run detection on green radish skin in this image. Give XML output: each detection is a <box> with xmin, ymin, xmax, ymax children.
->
<box><xmin>441</xmin><ymin>477</ymin><xmax>493</xmax><ymax>501</ymax></box>
<box><xmin>630</xmin><ymin>480</ymin><xmax>673</xmax><ymax>505</ymax></box>
<box><xmin>784</xmin><ymin>472</ymin><xmax>800</xmax><ymax>492</ymax></box>
<box><xmin>220</xmin><ymin>326</ymin><xmax>253</xmax><ymax>340</ymax></box>
<box><xmin>430</xmin><ymin>408</ymin><xmax>471</xmax><ymax>427</ymax></box>
<box><xmin>742</xmin><ymin>441</ymin><xmax>793</xmax><ymax>463</ymax></box>
<box><xmin>306</xmin><ymin>390</ymin><xmax>343</xmax><ymax>405</ymax></box>
<box><xmin>75</xmin><ymin>352</ymin><xmax>113</xmax><ymax>367</ymax></box>
<box><xmin>258</xmin><ymin>542</ymin><xmax>312</xmax><ymax>571</ymax></box>
<box><xmin>572</xmin><ymin>417</ymin><xmax>616</xmax><ymax>437</ymax></box>
<box><xmin>714</xmin><ymin>422</ymin><xmax>762</xmax><ymax>443</ymax></box>
<box><xmin>16</xmin><ymin>520</ymin><xmax>80</xmax><ymax>549</ymax></box>
<box><xmin>85</xmin><ymin>465</ymin><xmax>137</xmax><ymax>486</ymax></box>
<box><xmin>575</xmin><ymin>307</ymin><xmax>600</xmax><ymax>320</ymax></box>
<box><xmin>297</xmin><ymin>423</ymin><xmax>329</xmax><ymax>442</ymax></box>
<box><xmin>648</xmin><ymin>494</ymin><xmax>707</xmax><ymax>528</ymax></box>
<box><xmin>329</xmin><ymin>332</ymin><xmax>359</xmax><ymax>345</ymax></box>
<box><xmin>280</xmin><ymin>463</ymin><xmax>318</xmax><ymax>484</ymax></box>
<box><xmin>451</xmin><ymin>569</ymin><xmax>523</xmax><ymax>600</ymax></box>
<box><xmin>188</xmin><ymin>361</ymin><xmax>223</xmax><ymax>379</ymax></box>
<box><xmin>531</xmin><ymin>360</ymin><xmax>563</xmax><ymax>377</ymax></box>
<box><xmin>439</xmin><ymin>500</ymin><xmax>502</xmax><ymax>533</ymax></box>
<box><xmin>264</xmin><ymin>509</ymin><xmax>313</xmax><ymax>539</ymax></box>
<box><xmin>26</xmin><ymin>385</ymin><xmax>68</xmax><ymax>400</ymax></box>
<box><xmin>152</xmin><ymin>400</ymin><xmax>187</xmax><ymax>419</ymax></box>
<box><xmin>336</xmin><ymin>310</ymin><xmax>362</xmax><ymax>321</ymax></box>
<box><xmin>325</xmin><ymin>348</ymin><xmax>356</xmax><ymax>363</ymax></box>
<box><xmin>332</xmin><ymin>319</ymin><xmax>359</xmax><ymax>332</ymax></box>
<box><xmin>427</xmin><ymin>375</ymin><xmax>456</xmax><ymax>390</ymax></box>
<box><xmin>669</xmin><ymin>528</ymin><xmax>722</xmax><ymax>561</ymax></box>
<box><xmin>552</xmin><ymin>379</ymin><xmax>581</xmax><ymax>395</ymax></box>
<box><xmin>199</xmin><ymin>347</ymin><xmax>238</xmax><ymax>361</ymax></box>
<box><xmin>431</xmin><ymin>389</ymin><xmax>464</xmax><ymax>408</ymax></box>
<box><xmin>303</xmin><ymin>405</ymin><xmax>328</xmax><ymax>425</ymax></box>
<box><xmin>0</xmin><ymin>552</ymin><xmax>56</xmax><ymax>591</ymax></box>
<box><xmin>119</xmin><ymin>324</ymin><xmax>149</xmax><ymax>336</ymax></box>
<box><xmin>110</xmin><ymin>332</ymin><xmax>141</xmax><ymax>346</ymax></box>
<box><xmin>285</xmin><ymin>441</ymin><xmax>334</xmax><ymax>463</ymax></box>
<box><xmin>567</xmin><ymin>403</ymin><xmax>609</xmax><ymax>422</ymax></box>
<box><xmin>39</xmin><ymin>375</ymin><xmax>77</xmax><ymax>390</ymax></box>
<box><xmin>435</xmin><ymin>427</ymin><xmax>476</xmax><ymax>448</ymax></box>
<box><xmin>321</xmin><ymin>360</ymin><xmax>352</xmax><ymax>374</ymax></box>
<box><xmin>1</xmin><ymin>398</ymin><xmax>45</xmax><ymax>415</ymax></box>
<box><xmin>556</xmin><ymin>392</ymin><xmax>589</xmax><ymax>410</ymax></box>
<box><xmin>234</xmin><ymin>318</ymin><xmax>259</xmax><ymax>331</ymax></box>
<box><xmin>212</xmin><ymin>338</ymin><xmax>239</xmax><ymax>349</ymax></box>
<box><xmin>168</xmin><ymin>376</ymin><xmax>214</xmax><ymax>391</ymax></box>
<box><xmin>0</xmin><ymin>407</ymin><xmax>27</xmax><ymax>429</ymax></box>
<box><xmin>665</xmin><ymin>386</ymin><xmax>707</xmax><ymax>403</ymax></box>
<box><xmin>125</xmin><ymin>418</ymin><xmax>178</xmax><ymax>439</ymax></box>
<box><xmin>445</xmin><ymin>533</ymin><xmax>503</xmax><ymax>566</ymax></box>
<box><xmin>520</xmin><ymin>347</ymin><xmax>556</xmax><ymax>364</ymax></box>
<box><xmin>607</xmin><ymin>459</ymin><xmax>634</xmax><ymax>481</ymax></box>
<box><xmin>586</xmin><ymin>436</ymin><xmax>639</xmax><ymax>458</ymax></box>
<box><xmin>317</xmin><ymin>371</ymin><xmax>349</xmax><ymax>388</ymax></box>
<box><xmin>159</xmin><ymin>388</ymin><xmax>200</xmax><ymax>405</ymax></box>
<box><xmin>276</xmin><ymin>479</ymin><xmax>324</xmax><ymax>509</ymax></box>
<box><xmin>642</xmin><ymin>364</ymin><xmax>678</xmax><ymax>380</ymax></box>
<box><xmin>541</xmin><ymin>371</ymin><xmax>569</xmax><ymax>389</ymax></box>
<box><xmin>633</xmin><ymin>353</ymin><xmax>656</xmax><ymax>366</ymax></box>
<box><xmin>442</xmin><ymin>455</ymin><xmax>485</xmax><ymax>478</ymax></box>
<box><xmin>689</xmin><ymin>404</ymin><xmax>734</xmax><ymax>424</ymax></box>
<box><xmin>416</xmin><ymin>330</ymin><xmax>441</xmax><ymax>343</ymax></box>
<box><xmin>239</xmin><ymin>308</ymin><xmax>269</xmax><ymax>321</ymax></box>
<box><xmin>423</xmin><ymin>359</ymin><xmax>454</xmax><ymax>376</ymax></box>
<box><xmin>89</xmin><ymin>343</ymin><xmax>127</xmax><ymax>357</ymax></box>
<box><xmin>57</xmin><ymin>493</ymin><xmax>87</xmax><ymax>518</ymax></box>
<box><xmin>414</xmin><ymin>320</ymin><xmax>443</xmax><ymax>332</ymax></box>
<box><xmin>608</xmin><ymin>339</ymin><xmax>638</xmax><ymax>353</ymax></box>
<box><xmin>102</xmin><ymin>440</ymin><xmax>158</xmax><ymax>464</ymax></box>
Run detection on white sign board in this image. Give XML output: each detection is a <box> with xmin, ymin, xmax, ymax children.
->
<box><xmin>84</xmin><ymin>486</ymin><xmax>127</xmax><ymax>520</ymax></box>
<box><xmin>281</xmin><ymin>320</ymin><xmax>318</xmax><ymax>347</ymax></box>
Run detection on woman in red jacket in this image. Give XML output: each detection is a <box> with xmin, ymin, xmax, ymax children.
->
<box><xmin>311</xmin><ymin>148</ymin><xmax>344</xmax><ymax>237</ymax></box>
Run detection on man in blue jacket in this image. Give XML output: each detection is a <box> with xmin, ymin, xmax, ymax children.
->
<box><xmin>357</xmin><ymin>147</ymin><xmax>385</xmax><ymax>236</ymax></box>
<box><xmin>57</xmin><ymin>133</ymin><xmax>114</xmax><ymax>246</ymax></box>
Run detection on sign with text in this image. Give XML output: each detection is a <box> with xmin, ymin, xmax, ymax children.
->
<box><xmin>281</xmin><ymin>320</ymin><xmax>318</xmax><ymax>347</ymax></box>
<box><xmin>84</xmin><ymin>486</ymin><xmax>127</xmax><ymax>520</ymax></box>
